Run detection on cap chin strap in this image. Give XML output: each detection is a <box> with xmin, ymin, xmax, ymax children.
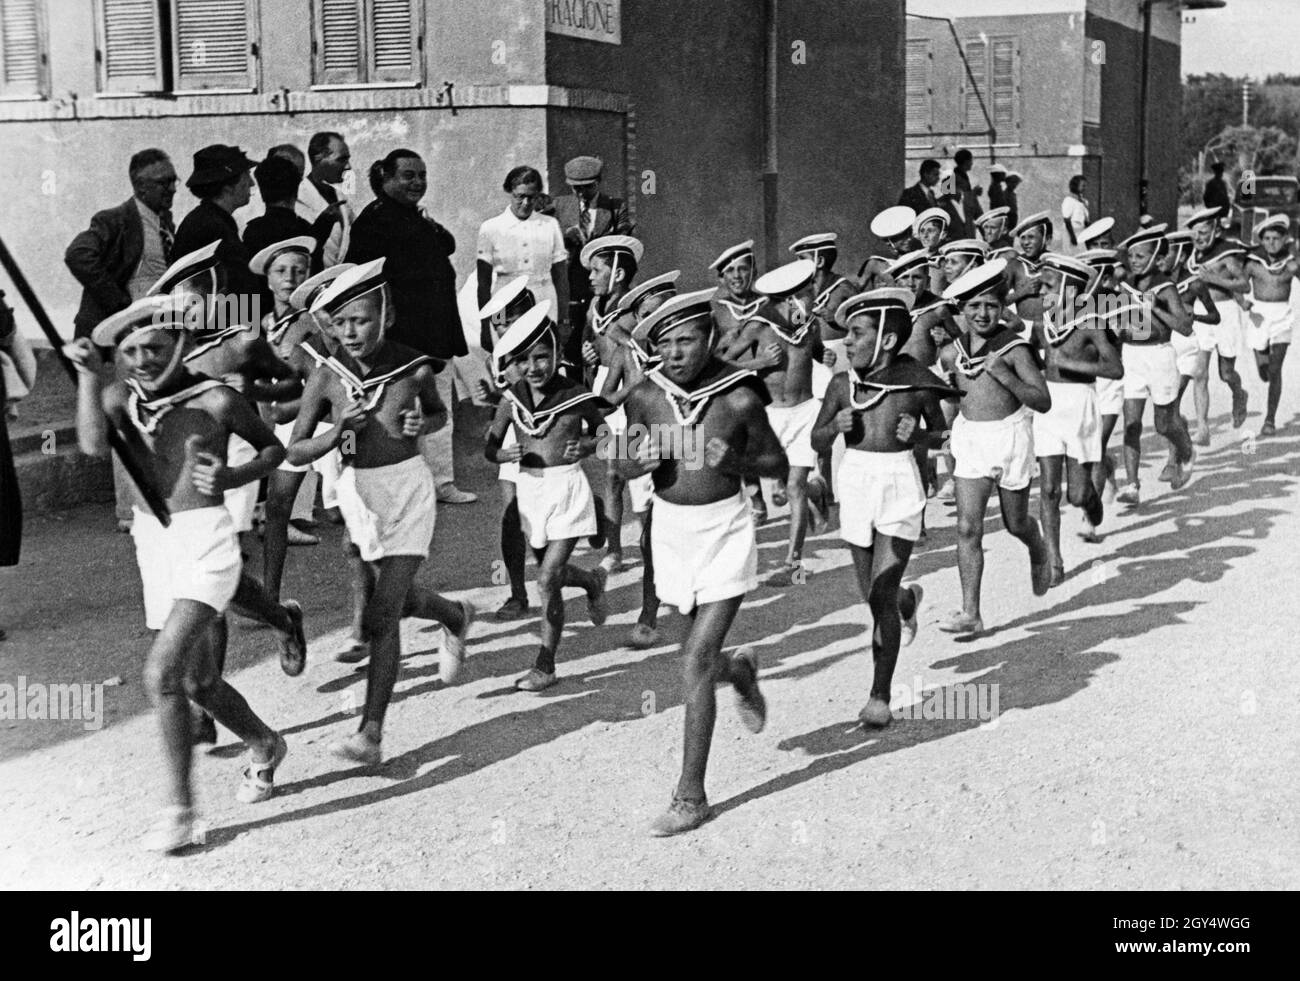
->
<box><xmin>133</xmin><ymin>329</ymin><xmax>189</xmax><ymax>394</ymax></box>
<box><xmin>1138</xmin><ymin>243</ymin><xmax>1162</xmax><ymax>278</ymax></box>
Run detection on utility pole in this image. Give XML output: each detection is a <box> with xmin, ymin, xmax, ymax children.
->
<box><xmin>1242</xmin><ymin>78</ymin><xmax>1252</xmax><ymax>127</ymax></box>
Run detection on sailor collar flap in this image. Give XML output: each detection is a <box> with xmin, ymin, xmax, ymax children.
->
<box><xmin>748</xmin><ymin>311</ymin><xmax>811</xmax><ymax>347</ymax></box>
<box><xmin>715</xmin><ymin>296</ymin><xmax>764</xmax><ymax>323</ymax></box>
<box><xmin>849</xmin><ymin>356</ymin><xmax>961</xmax><ymax>410</ymax></box>
<box><xmin>1247</xmin><ymin>251</ymin><xmax>1293</xmax><ymax>274</ymax></box>
<box><xmin>812</xmin><ymin>276</ymin><xmax>851</xmax><ymax>313</ymax></box>
<box><xmin>125</xmin><ymin>375</ymin><xmax>226</xmax><ymax>435</ymax></box>
<box><xmin>1188</xmin><ymin>242</ymin><xmax>1246</xmax><ymax>272</ymax></box>
<box><xmin>502</xmin><ymin>383</ymin><xmax>606</xmax><ymax>438</ymax></box>
<box><xmin>953</xmin><ymin>330</ymin><xmax>1031</xmax><ymax>378</ymax></box>
<box><xmin>184</xmin><ymin>323</ymin><xmax>250</xmax><ymax>362</ymax></box>
<box><xmin>300</xmin><ymin>339</ymin><xmax>432</xmax><ymax>411</ymax></box>
<box><xmin>645</xmin><ymin>361</ymin><xmax>761</xmax><ymax>426</ymax></box>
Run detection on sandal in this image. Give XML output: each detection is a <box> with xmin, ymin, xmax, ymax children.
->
<box><xmin>143</xmin><ymin>805</ymin><xmax>195</xmax><ymax>854</ymax></box>
<box><xmin>236</xmin><ymin>734</ymin><xmax>288</xmax><ymax>803</ymax></box>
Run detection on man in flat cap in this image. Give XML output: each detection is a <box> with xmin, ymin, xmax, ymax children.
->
<box><xmin>173</xmin><ymin>144</ymin><xmax>262</xmax><ymax>309</ymax></box>
<box><xmin>552</xmin><ymin>155</ymin><xmax>634</xmax><ymax>365</ymax></box>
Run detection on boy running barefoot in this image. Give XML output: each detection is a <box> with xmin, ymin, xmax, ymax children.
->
<box><xmin>1079</xmin><ymin>248</ymin><xmax>1127</xmax><ymax>504</ymax></box>
<box><xmin>66</xmin><ymin>296</ymin><xmax>289</xmax><ymax>854</ymax></box>
<box><xmin>1241</xmin><ymin>215</ymin><xmax>1298</xmax><ymax>436</ymax></box>
<box><xmin>938</xmin><ymin>259</ymin><xmax>1054</xmax><ymax>636</ymax></box>
<box><xmin>812</xmin><ymin>288</ymin><xmax>955</xmax><ymax>727</ymax></box>
<box><xmin>619</xmin><ymin>288</ymin><xmax>786</xmax><ymax>836</ymax></box>
<box><xmin>1187</xmin><ymin>207</ymin><xmax>1251</xmax><ymax>437</ymax></box>
<box><xmin>1113</xmin><ymin>225</ymin><xmax>1196</xmax><ymax>506</ymax></box>
<box><xmin>485</xmin><ymin>301</ymin><xmax>611</xmax><ymax>693</ymax></box>
<box><xmin>580</xmin><ymin>235</ymin><xmax>644</xmax><ymax>573</ymax></box>
<box><xmin>289</xmin><ymin>260</ymin><xmax>473</xmax><ymax>764</ymax></box>
<box><xmin>1031</xmin><ymin>253</ymin><xmax>1121</xmax><ymax>569</ymax></box>
<box><xmin>1162</xmin><ymin>231</ymin><xmax>1220</xmax><ymax>470</ymax></box>
<box><xmin>600</xmin><ymin>270</ymin><xmax>683</xmax><ymax>649</ymax></box>
<box><xmin>723</xmin><ymin>259</ymin><xmax>830</xmax><ymax>584</ymax></box>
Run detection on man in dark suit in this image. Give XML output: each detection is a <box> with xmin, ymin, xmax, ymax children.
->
<box><xmin>551</xmin><ymin>155</ymin><xmax>634</xmax><ymax>362</ymax></box>
<box><xmin>898</xmin><ymin>159</ymin><xmax>943</xmax><ymax>215</ymax></box>
<box><xmin>64</xmin><ymin>148</ymin><xmax>177</xmax><ymax>341</ymax></box>
<box><xmin>64</xmin><ymin>148</ymin><xmax>177</xmax><ymax>529</ymax></box>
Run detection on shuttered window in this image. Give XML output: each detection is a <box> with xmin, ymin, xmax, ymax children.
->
<box><xmin>172</xmin><ymin>0</ymin><xmax>258</xmax><ymax>90</ymax></box>
<box><xmin>0</xmin><ymin>0</ymin><xmax>47</xmax><ymax>98</ymax></box>
<box><xmin>963</xmin><ymin>36</ymin><xmax>1019</xmax><ymax>141</ymax></box>
<box><xmin>96</xmin><ymin>0</ymin><xmax>165</xmax><ymax>93</ymax></box>
<box><xmin>905</xmin><ymin>39</ymin><xmax>932</xmax><ymax>135</ymax></box>
<box><xmin>314</xmin><ymin>0</ymin><xmax>422</xmax><ymax>86</ymax></box>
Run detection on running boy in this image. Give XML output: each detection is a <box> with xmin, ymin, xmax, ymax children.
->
<box><xmin>1241</xmin><ymin>214</ymin><xmax>1298</xmax><ymax>435</ymax></box>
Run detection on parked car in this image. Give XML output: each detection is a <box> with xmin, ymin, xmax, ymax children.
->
<box><xmin>1232</xmin><ymin>175</ymin><xmax>1299</xmax><ymax>244</ymax></box>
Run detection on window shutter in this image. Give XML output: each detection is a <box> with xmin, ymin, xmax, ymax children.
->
<box><xmin>369</xmin><ymin>0</ymin><xmax>418</xmax><ymax>83</ymax></box>
<box><xmin>990</xmin><ymin>38</ymin><xmax>1015</xmax><ymax>130</ymax></box>
<box><xmin>963</xmin><ymin>39</ymin><xmax>987</xmax><ymax>133</ymax></box>
<box><xmin>98</xmin><ymin>0</ymin><xmax>164</xmax><ymax>93</ymax></box>
<box><xmin>172</xmin><ymin>0</ymin><xmax>254</xmax><ymax>89</ymax></box>
<box><xmin>905</xmin><ymin>39</ymin><xmax>932</xmax><ymax>135</ymax></box>
<box><xmin>316</xmin><ymin>0</ymin><xmax>363</xmax><ymax>85</ymax></box>
<box><xmin>1</xmin><ymin>0</ymin><xmax>43</xmax><ymax>97</ymax></box>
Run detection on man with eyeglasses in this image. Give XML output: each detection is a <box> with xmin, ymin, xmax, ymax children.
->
<box><xmin>64</xmin><ymin>148</ymin><xmax>179</xmax><ymax>529</ymax></box>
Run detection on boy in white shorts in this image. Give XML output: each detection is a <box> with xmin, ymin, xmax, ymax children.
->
<box><xmin>1242</xmin><ymin>215</ymin><xmax>1298</xmax><ymax>436</ymax></box>
<box><xmin>812</xmin><ymin>288</ymin><xmax>954</xmax><ymax>727</ymax></box>
<box><xmin>66</xmin><ymin>295</ymin><xmax>290</xmax><ymax>853</ymax></box>
<box><xmin>619</xmin><ymin>288</ymin><xmax>785</xmax><ymax>836</ymax></box>
<box><xmin>1079</xmin><ymin>247</ymin><xmax>1127</xmax><ymax>501</ymax></box>
<box><xmin>485</xmin><ymin>302</ymin><xmax>611</xmax><ymax>693</ymax></box>
<box><xmin>1187</xmin><ymin>207</ymin><xmax>1251</xmax><ymax>435</ymax></box>
<box><xmin>1113</xmin><ymin>225</ymin><xmax>1196</xmax><ymax>504</ymax></box>
<box><xmin>1162</xmin><ymin>231</ymin><xmax>1221</xmax><ymax>472</ymax></box>
<box><xmin>288</xmin><ymin>259</ymin><xmax>473</xmax><ymax>764</ymax></box>
<box><xmin>938</xmin><ymin>259</ymin><xmax>1053</xmax><ymax>636</ymax></box>
<box><xmin>1031</xmin><ymin>253</ymin><xmax>1122</xmax><ymax>567</ymax></box>
<box><xmin>722</xmin><ymin>259</ymin><xmax>830</xmax><ymax>585</ymax></box>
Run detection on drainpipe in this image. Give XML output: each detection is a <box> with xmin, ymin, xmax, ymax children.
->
<box><xmin>763</xmin><ymin>0</ymin><xmax>779</xmax><ymax>270</ymax></box>
<box><xmin>1138</xmin><ymin>0</ymin><xmax>1153</xmax><ymax>217</ymax></box>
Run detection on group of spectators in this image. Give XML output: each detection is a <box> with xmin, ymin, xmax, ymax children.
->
<box><xmin>61</xmin><ymin>133</ymin><xmax>634</xmax><ymax>518</ymax></box>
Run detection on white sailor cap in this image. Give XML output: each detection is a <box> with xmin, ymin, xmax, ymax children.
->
<box><xmin>1079</xmin><ymin>248</ymin><xmax>1120</xmax><ymax>270</ymax></box>
<box><xmin>91</xmin><ymin>293</ymin><xmax>196</xmax><ymax>349</ymax></box>
<box><xmin>870</xmin><ymin>205</ymin><xmax>917</xmax><ymax>240</ymax></box>
<box><xmin>289</xmin><ymin>263</ymin><xmax>356</xmax><ymax>312</ymax></box>
<box><xmin>1039</xmin><ymin>252</ymin><xmax>1095</xmax><ymax>284</ymax></box>
<box><xmin>1255</xmin><ymin>214</ymin><xmax>1291</xmax><ymax>236</ymax></box>
<box><xmin>1077</xmin><ymin>217</ymin><xmax>1115</xmax><ymax>247</ymax></box>
<box><xmin>635</xmin><ymin>288</ymin><xmax>718</xmax><ymax>345</ymax></box>
<box><xmin>885</xmin><ymin>248</ymin><xmax>932</xmax><ymax>279</ymax></box>
<box><xmin>1163</xmin><ymin>230</ymin><xmax>1195</xmax><ymax>249</ymax></box>
<box><xmin>616</xmin><ymin>270</ymin><xmax>680</xmax><ymax>316</ymax></box>
<box><xmin>833</xmin><ymin>287</ymin><xmax>914</xmax><ymax>331</ymax></box>
<box><xmin>579</xmin><ymin>234</ymin><xmax>644</xmax><ymax>269</ymax></box>
<box><xmin>493</xmin><ymin>300</ymin><xmax>556</xmax><ymax>365</ymax></box>
<box><xmin>309</xmin><ymin>258</ymin><xmax>387</xmax><ymax>318</ymax></box>
<box><xmin>478</xmin><ymin>275</ymin><xmax>533</xmax><ymax>321</ymax></box>
<box><xmin>1118</xmin><ymin>223</ymin><xmax>1168</xmax><ymax>252</ymax></box>
<box><xmin>942</xmin><ymin>257</ymin><xmax>1009</xmax><ymax>304</ymax></box>
<box><xmin>914</xmin><ymin>207</ymin><xmax>950</xmax><ymax>236</ymax></box>
<box><xmin>147</xmin><ymin>240</ymin><xmax>221</xmax><ymax>297</ymax></box>
<box><xmin>989</xmin><ymin>164</ymin><xmax>1008</xmax><ymax>177</ymax></box>
<box><xmin>938</xmin><ymin>238</ymin><xmax>990</xmax><ymax>260</ymax></box>
<box><xmin>789</xmin><ymin>232</ymin><xmax>838</xmax><ymax>256</ymax></box>
<box><xmin>973</xmin><ymin>207</ymin><xmax>1011</xmax><ymax>230</ymax></box>
<box><xmin>1186</xmin><ymin>206</ymin><xmax>1224</xmax><ymax>229</ymax></box>
<box><xmin>709</xmin><ymin>240</ymin><xmax>755</xmax><ymax>272</ymax></box>
<box><xmin>248</xmin><ymin>236</ymin><xmax>315</xmax><ymax>277</ymax></box>
<box><xmin>753</xmin><ymin>259</ymin><xmax>816</xmax><ymax>299</ymax></box>
<box><xmin>1010</xmin><ymin>211</ymin><xmax>1053</xmax><ymax>239</ymax></box>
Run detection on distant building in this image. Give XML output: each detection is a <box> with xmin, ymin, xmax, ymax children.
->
<box><xmin>0</xmin><ymin>0</ymin><xmax>904</xmax><ymax>342</ymax></box>
<box><xmin>905</xmin><ymin>0</ymin><xmax>1199</xmax><ymax>235</ymax></box>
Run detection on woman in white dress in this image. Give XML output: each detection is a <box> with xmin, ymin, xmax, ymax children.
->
<box><xmin>476</xmin><ymin>166</ymin><xmax>571</xmax><ymax>353</ymax></box>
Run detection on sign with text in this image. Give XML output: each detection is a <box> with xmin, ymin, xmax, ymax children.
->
<box><xmin>546</xmin><ymin>0</ymin><xmax>622</xmax><ymax>45</ymax></box>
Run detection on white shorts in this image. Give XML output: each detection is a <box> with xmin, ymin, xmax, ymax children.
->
<box><xmin>1122</xmin><ymin>343</ymin><xmax>1179</xmax><ymax>405</ymax></box>
<box><xmin>516</xmin><ymin>462</ymin><xmax>597</xmax><ymax>549</ymax></box>
<box><xmin>335</xmin><ymin>455</ymin><xmax>437</xmax><ymax>562</ymax></box>
<box><xmin>767</xmin><ymin>398</ymin><xmax>820</xmax><ymax>470</ymax></box>
<box><xmin>951</xmin><ymin>405</ymin><xmax>1035</xmax><ymax>491</ymax></box>
<box><xmin>1170</xmin><ymin>329</ymin><xmax>1206</xmax><ymax>378</ymax></box>
<box><xmin>627</xmin><ymin>473</ymin><xmax>654</xmax><ymax>514</ymax></box>
<box><xmin>222</xmin><ymin>435</ymin><xmax>259</xmax><ymax>533</ymax></box>
<box><xmin>1033</xmin><ymin>381</ymin><xmax>1101</xmax><ymax>462</ymax></box>
<box><xmin>837</xmin><ymin>448</ymin><xmax>925</xmax><ymax>545</ymax></box>
<box><xmin>1095</xmin><ymin>375</ymin><xmax>1125</xmax><ymax>415</ymax></box>
<box><xmin>811</xmin><ymin>360</ymin><xmax>834</xmax><ymax>400</ymax></box>
<box><xmin>498</xmin><ymin>427</ymin><xmax>520</xmax><ymax>483</ymax></box>
<box><xmin>131</xmin><ymin>506</ymin><xmax>243</xmax><ymax>631</ymax></box>
<box><xmin>1246</xmin><ymin>299</ymin><xmax>1294</xmax><ymax>351</ymax></box>
<box><xmin>1196</xmin><ymin>299</ymin><xmax>1242</xmax><ymax>357</ymax></box>
<box><xmin>651</xmin><ymin>489</ymin><xmax>757</xmax><ymax>614</ymax></box>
